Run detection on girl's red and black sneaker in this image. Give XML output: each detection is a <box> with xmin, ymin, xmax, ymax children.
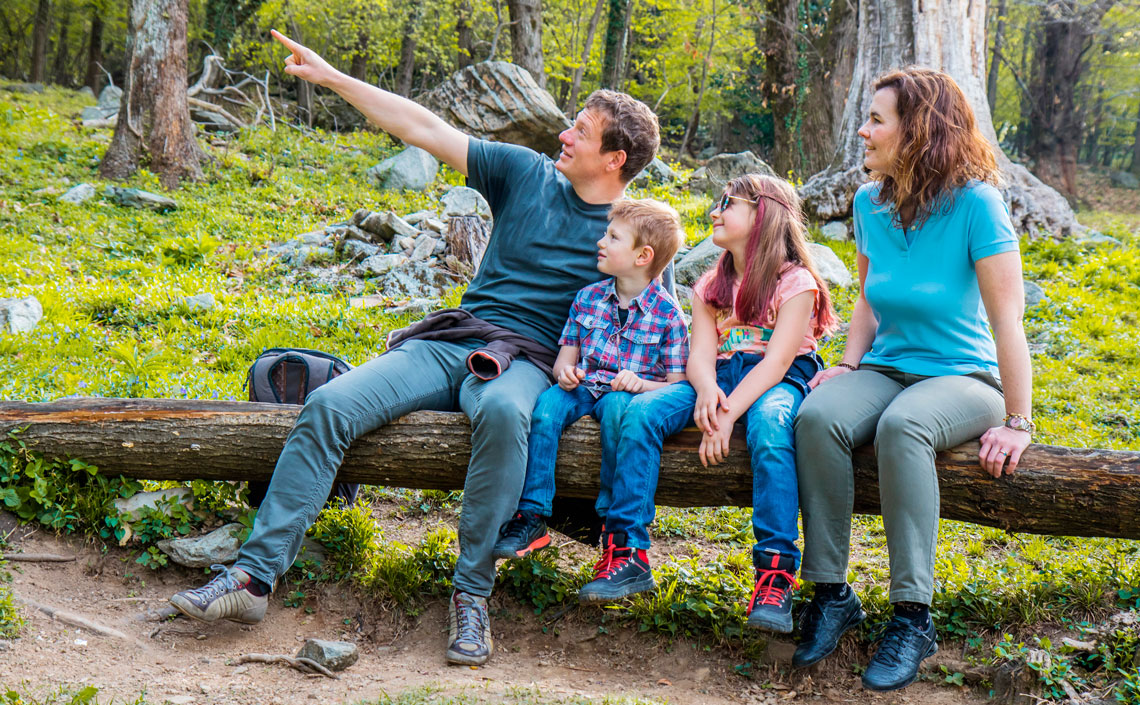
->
<box><xmin>578</xmin><ymin>531</ymin><xmax>655</xmax><ymax>604</ymax></box>
<box><xmin>746</xmin><ymin>550</ymin><xmax>799</xmax><ymax>634</ymax></box>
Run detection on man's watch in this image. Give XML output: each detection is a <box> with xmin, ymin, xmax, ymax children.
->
<box><xmin>1003</xmin><ymin>413</ymin><xmax>1036</xmax><ymax>435</ymax></box>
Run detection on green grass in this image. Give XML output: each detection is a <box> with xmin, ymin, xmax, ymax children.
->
<box><xmin>2</xmin><ymin>87</ymin><xmax>1140</xmax><ymax>701</ymax></box>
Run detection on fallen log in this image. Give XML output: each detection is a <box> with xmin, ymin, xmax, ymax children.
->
<box><xmin>1</xmin><ymin>399</ymin><xmax>1138</xmax><ymax>539</ymax></box>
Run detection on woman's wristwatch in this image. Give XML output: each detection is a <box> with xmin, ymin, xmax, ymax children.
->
<box><xmin>1003</xmin><ymin>413</ymin><xmax>1036</xmax><ymax>435</ymax></box>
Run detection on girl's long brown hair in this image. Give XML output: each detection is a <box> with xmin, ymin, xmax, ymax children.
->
<box><xmin>703</xmin><ymin>174</ymin><xmax>838</xmax><ymax>339</ymax></box>
<box><xmin>870</xmin><ymin>67</ymin><xmax>1001</xmax><ymax>230</ymax></box>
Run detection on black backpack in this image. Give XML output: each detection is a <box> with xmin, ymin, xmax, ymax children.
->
<box><xmin>244</xmin><ymin>348</ymin><xmax>360</xmax><ymax>508</ymax></box>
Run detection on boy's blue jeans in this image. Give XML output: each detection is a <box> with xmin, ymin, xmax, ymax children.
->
<box><xmin>608</xmin><ymin>352</ymin><xmax>821</xmax><ymax>565</ymax></box>
<box><xmin>518</xmin><ymin>384</ymin><xmax>635</xmax><ymax>528</ymax></box>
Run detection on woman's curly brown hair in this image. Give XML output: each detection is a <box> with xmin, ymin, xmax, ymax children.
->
<box><xmin>870</xmin><ymin>67</ymin><xmax>1002</xmax><ymax>230</ymax></box>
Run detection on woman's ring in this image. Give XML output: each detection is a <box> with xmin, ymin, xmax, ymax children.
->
<box><xmin>998</xmin><ymin>451</ymin><xmax>1008</xmax><ymax>456</ymax></box>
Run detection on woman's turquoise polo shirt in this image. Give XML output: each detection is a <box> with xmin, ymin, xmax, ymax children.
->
<box><xmin>853</xmin><ymin>180</ymin><xmax>1020</xmax><ymax>378</ymax></box>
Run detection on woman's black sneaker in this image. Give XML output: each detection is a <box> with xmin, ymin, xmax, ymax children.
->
<box><xmin>792</xmin><ymin>586</ymin><xmax>866</xmax><ymax>668</ymax></box>
<box><xmin>492</xmin><ymin>510</ymin><xmax>551</xmax><ymax>560</ymax></box>
<box><xmin>861</xmin><ymin>615</ymin><xmax>938</xmax><ymax>691</ymax></box>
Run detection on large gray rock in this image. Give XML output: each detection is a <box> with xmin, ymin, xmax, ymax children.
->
<box><xmin>182</xmin><ymin>293</ymin><xmax>215</xmax><ymax>311</ymax></box>
<box><xmin>97</xmin><ymin>85</ymin><xmax>123</xmax><ymax>111</ymax></box>
<box><xmin>411</xmin><ymin>234</ymin><xmax>438</xmax><ymax>261</ymax></box>
<box><xmin>113</xmin><ymin>488</ymin><xmax>194</xmax><ymax>521</ymax></box>
<box><xmin>807</xmin><ymin>243</ymin><xmax>852</xmax><ymax>288</ymax></box>
<box><xmin>441</xmin><ymin>186</ymin><xmax>491</xmax><ymax>220</ymax></box>
<box><xmin>674</xmin><ymin>236</ymin><xmax>724</xmax><ymax>286</ymax></box>
<box><xmin>157</xmin><ymin>523</ymin><xmax>244</xmax><ymax>568</ymax></box>
<box><xmin>1109</xmin><ymin>171</ymin><xmax>1140</xmax><ymax>189</ymax></box>
<box><xmin>358</xmin><ymin>254</ymin><xmax>408</xmax><ymax>277</ymax></box>
<box><xmin>340</xmin><ymin>239</ymin><xmax>381</xmax><ymax>262</ymax></box>
<box><xmin>60</xmin><ymin>183</ymin><xmax>96</xmax><ymax>204</ymax></box>
<box><xmin>686</xmin><ymin>152</ymin><xmax>777</xmax><ymax>196</ymax></box>
<box><xmin>381</xmin><ymin>260</ymin><xmax>460</xmax><ymax>299</ymax></box>
<box><xmin>296</xmin><ymin>639</ymin><xmax>358</xmax><ymax>672</ymax></box>
<box><xmin>354</xmin><ymin>210</ymin><xmax>417</xmax><ymax>242</ymax></box>
<box><xmin>1074</xmin><ymin>230</ymin><xmax>1123</xmax><ymax>247</ymax></box>
<box><xmin>632</xmin><ymin>158</ymin><xmax>678</xmax><ymax>187</ymax></box>
<box><xmin>402</xmin><ymin>210</ymin><xmax>438</xmax><ymax>226</ymax></box>
<box><xmin>106</xmin><ymin>186</ymin><xmax>177</xmax><ymax>212</ymax></box>
<box><xmin>418</xmin><ymin>61</ymin><xmax>571</xmax><ymax>157</ymax></box>
<box><xmin>366</xmin><ymin>146</ymin><xmax>439</xmax><ymax>191</ymax></box>
<box><xmin>820</xmin><ymin>221</ymin><xmax>849</xmax><ymax>241</ymax></box>
<box><xmin>1024</xmin><ymin>279</ymin><xmax>1047</xmax><ymax>308</ymax></box>
<box><xmin>0</xmin><ymin>296</ymin><xmax>43</xmax><ymax>334</ymax></box>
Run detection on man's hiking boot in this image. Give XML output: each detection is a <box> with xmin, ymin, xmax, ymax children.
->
<box><xmin>446</xmin><ymin>590</ymin><xmax>493</xmax><ymax>666</ymax></box>
<box><xmin>169</xmin><ymin>564</ymin><xmax>268</xmax><ymax>624</ymax></box>
<box><xmin>492</xmin><ymin>510</ymin><xmax>551</xmax><ymax>560</ymax></box>
<box><xmin>745</xmin><ymin>551</ymin><xmax>798</xmax><ymax>634</ymax></box>
<box><xmin>861</xmin><ymin>614</ymin><xmax>938</xmax><ymax>691</ymax></box>
<box><xmin>793</xmin><ymin>585</ymin><xmax>866</xmax><ymax>668</ymax></box>
<box><xmin>578</xmin><ymin>531</ymin><xmax>655</xmax><ymax>604</ymax></box>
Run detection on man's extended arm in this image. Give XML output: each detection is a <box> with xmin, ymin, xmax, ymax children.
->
<box><xmin>271</xmin><ymin>29</ymin><xmax>469</xmax><ymax>175</ymax></box>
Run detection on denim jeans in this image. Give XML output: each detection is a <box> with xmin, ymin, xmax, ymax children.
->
<box><xmin>614</xmin><ymin>352</ymin><xmax>821</xmax><ymax>565</ymax></box>
<box><xmin>233</xmin><ymin>338</ymin><xmax>551</xmax><ymax>598</ymax></box>
<box><xmin>517</xmin><ymin>385</ymin><xmax>635</xmax><ymax>522</ymax></box>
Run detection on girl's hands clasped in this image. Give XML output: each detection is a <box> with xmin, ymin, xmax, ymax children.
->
<box><xmin>698</xmin><ymin>409</ymin><xmax>735</xmax><ymax>467</ymax></box>
<box><xmin>693</xmin><ymin>384</ymin><xmax>729</xmax><ymax>434</ymax></box>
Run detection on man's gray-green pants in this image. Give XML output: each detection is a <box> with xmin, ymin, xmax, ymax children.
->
<box><xmin>794</xmin><ymin>365</ymin><xmax>1005</xmax><ymax>605</ymax></box>
<box><xmin>233</xmin><ymin>338</ymin><xmax>550</xmax><ymax>598</ymax></box>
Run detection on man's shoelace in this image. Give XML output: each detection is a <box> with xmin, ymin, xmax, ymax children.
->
<box><xmin>188</xmin><ymin>566</ymin><xmax>241</xmax><ymax>601</ymax></box>
<box><xmin>748</xmin><ymin>569</ymin><xmax>798</xmax><ymax>611</ymax></box>
<box><xmin>453</xmin><ymin>596</ymin><xmax>488</xmax><ymax>645</ymax></box>
<box><xmin>873</xmin><ymin>620</ymin><xmax>926</xmax><ymax>666</ymax></box>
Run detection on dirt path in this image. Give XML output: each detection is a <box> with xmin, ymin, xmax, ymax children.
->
<box><xmin>1</xmin><ymin>524</ymin><xmax>991</xmax><ymax>705</ymax></box>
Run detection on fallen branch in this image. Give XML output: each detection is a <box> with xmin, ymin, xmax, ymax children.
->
<box><xmin>1</xmin><ymin>398</ymin><xmax>1138</xmax><ymax>539</ymax></box>
<box><xmin>17</xmin><ymin>595</ymin><xmax>139</xmax><ymax>644</ymax></box>
<box><xmin>187</xmin><ymin>97</ymin><xmax>245</xmax><ymax>130</ymax></box>
<box><xmin>233</xmin><ymin>653</ymin><xmax>339</xmax><ymax>679</ymax></box>
<box><xmin>1</xmin><ymin>553</ymin><xmax>76</xmax><ymax>562</ymax></box>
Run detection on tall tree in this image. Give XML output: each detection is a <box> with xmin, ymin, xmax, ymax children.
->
<box><xmin>507</xmin><ymin>0</ymin><xmax>545</xmax><ymax>87</ymax></box>
<box><xmin>1131</xmin><ymin>100</ymin><xmax>1140</xmax><ymax>177</ymax></box>
<box><xmin>1024</xmin><ymin>0</ymin><xmax>1117</xmax><ymax>199</ymax></box>
<box><xmin>205</xmin><ymin>0</ymin><xmax>265</xmax><ymax>56</ymax></box>
<box><xmin>99</xmin><ymin>0</ymin><xmax>202</xmax><ymax>188</ymax></box>
<box><xmin>83</xmin><ymin>3</ymin><xmax>104</xmax><ymax>93</ymax></box>
<box><xmin>564</xmin><ymin>0</ymin><xmax>606</xmax><ymax>112</ymax></box>
<box><xmin>395</xmin><ymin>4</ymin><xmax>424</xmax><ymax>96</ymax></box>
<box><xmin>799</xmin><ymin>0</ymin><xmax>1082</xmax><ymax>238</ymax></box>
<box><xmin>457</xmin><ymin>0</ymin><xmax>474</xmax><ymax>69</ymax></box>
<box><xmin>600</xmin><ymin>0</ymin><xmax>631</xmax><ymax>88</ymax></box>
<box><xmin>987</xmin><ymin>0</ymin><xmax>1007</xmax><ymax>110</ymax></box>
<box><xmin>681</xmin><ymin>1</ymin><xmax>718</xmax><ymax>156</ymax></box>
<box><xmin>762</xmin><ymin>0</ymin><xmax>799</xmax><ymax>173</ymax></box>
<box><xmin>50</xmin><ymin>0</ymin><xmax>73</xmax><ymax>85</ymax></box>
<box><xmin>31</xmin><ymin>0</ymin><xmax>51</xmax><ymax>83</ymax></box>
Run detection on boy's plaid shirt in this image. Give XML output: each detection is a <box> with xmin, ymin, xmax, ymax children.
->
<box><xmin>559</xmin><ymin>277</ymin><xmax>689</xmax><ymax>395</ymax></box>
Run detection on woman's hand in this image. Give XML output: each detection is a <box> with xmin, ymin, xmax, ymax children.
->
<box><xmin>271</xmin><ymin>30</ymin><xmax>340</xmax><ymax>88</ymax></box>
<box><xmin>808</xmin><ymin>364</ymin><xmax>853</xmax><ymax>389</ymax></box>
<box><xmin>978</xmin><ymin>425</ymin><xmax>1031</xmax><ymax>477</ymax></box>
<box><xmin>693</xmin><ymin>384</ymin><xmax>729</xmax><ymax>433</ymax></box>
<box><xmin>698</xmin><ymin>410</ymin><xmax>734</xmax><ymax>467</ymax></box>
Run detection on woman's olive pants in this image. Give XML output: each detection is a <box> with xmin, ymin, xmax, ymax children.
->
<box><xmin>794</xmin><ymin>366</ymin><xmax>1004</xmax><ymax>605</ymax></box>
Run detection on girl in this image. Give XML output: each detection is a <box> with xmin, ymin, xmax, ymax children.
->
<box><xmin>592</xmin><ymin>173</ymin><xmax>836</xmax><ymax>627</ymax></box>
<box><xmin>793</xmin><ymin>67</ymin><xmax>1032</xmax><ymax>692</ymax></box>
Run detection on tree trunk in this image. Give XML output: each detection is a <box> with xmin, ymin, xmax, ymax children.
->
<box><xmin>987</xmin><ymin>0</ymin><xmax>1006</xmax><ymax>111</ymax></box>
<box><xmin>51</xmin><ymin>3</ymin><xmax>72</xmax><ymax>85</ymax></box>
<box><xmin>1131</xmin><ymin>101</ymin><xmax>1140</xmax><ymax>177</ymax></box>
<box><xmin>681</xmin><ymin>5</ymin><xmax>717</xmax><ymax>157</ymax></box>
<box><xmin>799</xmin><ymin>0</ymin><xmax>1084</xmax><ymax>240</ymax></box>
<box><xmin>3</xmin><ymin>399</ymin><xmax>1139</xmax><ymax>540</ymax></box>
<box><xmin>349</xmin><ymin>30</ymin><xmax>369</xmax><ymax>81</ymax></box>
<box><xmin>1081</xmin><ymin>83</ymin><xmax>1104</xmax><ymax>164</ymax></box>
<box><xmin>31</xmin><ymin>0</ymin><xmax>52</xmax><ymax>83</ymax></box>
<box><xmin>84</xmin><ymin>9</ymin><xmax>104</xmax><ymax>94</ymax></box>
<box><xmin>507</xmin><ymin>0</ymin><xmax>545</xmax><ymax>89</ymax></box>
<box><xmin>457</xmin><ymin>0</ymin><xmax>474</xmax><ymax>69</ymax></box>
<box><xmin>395</xmin><ymin>5</ymin><xmax>423</xmax><ymax>96</ymax></box>
<box><xmin>600</xmin><ymin>0</ymin><xmax>630</xmax><ymax>89</ymax></box>
<box><xmin>763</xmin><ymin>0</ymin><xmax>799</xmax><ymax>174</ymax></box>
<box><xmin>796</xmin><ymin>0</ymin><xmax>857</xmax><ymax>176</ymax></box>
<box><xmin>564</xmin><ymin>0</ymin><xmax>606</xmax><ymax>114</ymax></box>
<box><xmin>98</xmin><ymin>0</ymin><xmax>202</xmax><ymax>189</ymax></box>
<box><xmin>205</xmin><ymin>0</ymin><xmax>265</xmax><ymax>56</ymax></box>
<box><xmin>446</xmin><ymin>215</ymin><xmax>491</xmax><ymax>272</ymax></box>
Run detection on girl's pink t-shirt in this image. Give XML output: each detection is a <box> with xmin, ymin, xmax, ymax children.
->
<box><xmin>693</xmin><ymin>265</ymin><xmax>820</xmax><ymax>359</ymax></box>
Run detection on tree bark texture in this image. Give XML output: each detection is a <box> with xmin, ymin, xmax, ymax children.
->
<box><xmin>762</xmin><ymin>0</ymin><xmax>799</xmax><ymax>174</ymax></box>
<box><xmin>457</xmin><ymin>0</ymin><xmax>474</xmax><ymax>69</ymax></box>
<box><xmin>84</xmin><ymin>9</ymin><xmax>104</xmax><ymax>93</ymax></box>
<box><xmin>51</xmin><ymin>3</ymin><xmax>72</xmax><ymax>86</ymax></box>
<box><xmin>98</xmin><ymin>0</ymin><xmax>203</xmax><ymax>189</ymax></box>
<box><xmin>31</xmin><ymin>0</ymin><xmax>52</xmax><ymax>83</ymax></box>
<box><xmin>987</xmin><ymin>0</ymin><xmax>1006</xmax><ymax>111</ymax></box>
<box><xmin>2</xmin><ymin>399</ymin><xmax>1139</xmax><ymax>540</ymax></box>
<box><xmin>1131</xmin><ymin>101</ymin><xmax>1140</xmax><ymax>177</ymax></box>
<box><xmin>445</xmin><ymin>215</ymin><xmax>491</xmax><ymax>272</ymax></box>
<box><xmin>681</xmin><ymin>6</ymin><xmax>717</xmax><ymax>157</ymax></box>
<box><xmin>395</xmin><ymin>4</ymin><xmax>424</xmax><ymax>97</ymax></box>
<box><xmin>799</xmin><ymin>0</ymin><xmax>1083</xmax><ymax>239</ymax></box>
<box><xmin>600</xmin><ymin>0</ymin><xmax>630</xmax><ymax>89</ymax></box>
<box><xmin>507</xmin><ymin>0</ymin><xmax>545</xmax><ymax>89</ymax></box>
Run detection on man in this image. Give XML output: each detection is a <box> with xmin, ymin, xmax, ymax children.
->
<box><xmin>169</xmin><ymin>30</ymin><xmax>665</xmax><ymax>667</ymax></box>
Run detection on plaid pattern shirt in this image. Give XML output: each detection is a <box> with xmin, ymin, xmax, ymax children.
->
<box><xmin>559</xmin><ymin>277</ymin><xmax>689</xmax><ymax>396</ymax></box>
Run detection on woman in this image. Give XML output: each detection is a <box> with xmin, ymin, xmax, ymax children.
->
<box><xmin>793</xmin><ymin>67</ymin><xmax>1034</xmax><ymax>692</ymax></box>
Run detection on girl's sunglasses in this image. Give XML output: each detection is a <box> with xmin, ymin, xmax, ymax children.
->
<box><xmin>713</xmin><ymin>192</ymin><xmax>759</xmax><ymax>213</ymax></box>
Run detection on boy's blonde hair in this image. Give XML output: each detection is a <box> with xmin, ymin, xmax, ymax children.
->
<box><xmin>608</xmin><ymin>198</ymin><xmax>684</xmax><ymax>278</ymax></box>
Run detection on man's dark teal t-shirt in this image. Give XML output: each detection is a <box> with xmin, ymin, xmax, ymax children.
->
<box><xmin>461</xmin><ymin>138</ymin><xmax>616</xmax><ymax>350</ymax></box>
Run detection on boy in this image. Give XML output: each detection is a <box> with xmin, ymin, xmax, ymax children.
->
<box><xmin>492</xmin><ymin>198</ymin><xmax>688</xmax><ymax>603</ymax></box>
